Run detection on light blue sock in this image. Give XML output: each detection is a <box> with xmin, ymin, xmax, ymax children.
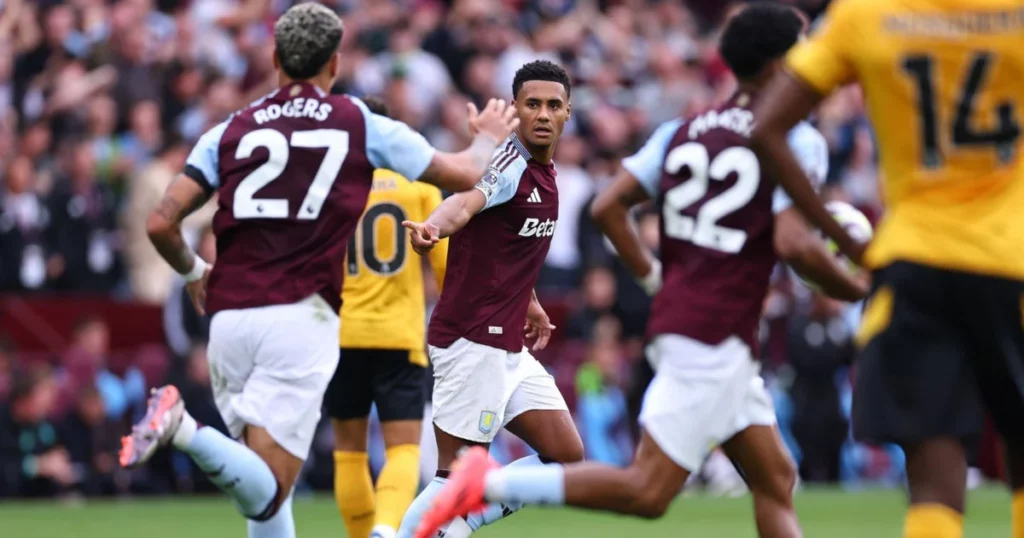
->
<box><xmin>248</xmin><ymin>490</ymin><xmax>294</xmax><ymax>538</ymax></box>
<box><xmin>175</xmin><ymin>422</ymin><xmax>278</xmax><ymax>518</ymax></box>
<box><xmin>465</xmin><ymin>454</ymin><xmax>544</xmax><ymax>530</ymax></box>
<box><xmin>397</xmin><ymin>477</ymin><xmax>446</xmax><ymax>538</ymax></box>
<box><xmin>483</xmin><ymin>463</ymin><xmax>565</xmax><ymax>505</ymax></box>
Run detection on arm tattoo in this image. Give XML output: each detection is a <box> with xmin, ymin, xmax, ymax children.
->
<box><xmin>149</xmin><ymin>190</ymin><xmax>210</xmax><ymax>274</ymax></box>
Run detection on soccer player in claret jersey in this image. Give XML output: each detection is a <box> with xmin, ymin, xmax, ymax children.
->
<box><xmin>327</xmin><ymin>97</ymin><xmax>449</xmax><ymax>538</ymax></box>
<box><xmin>751</xmin><ymin>1</ymin><xmax>1024</xmax><ymax>537</ymax></box>
<box><xmin>116</xmin><ymin>4</ymin><xmax>518</xmax><ymax>538</ymax></box>
<box><xmin>396</xmin><ymin>60</ymin><xmax>584</xmax><ymax>538</ymax></box>
<box><xmin>415</xmin><ymin>6</ymin><xmax>866</xmax><ymax>538</ymax></box>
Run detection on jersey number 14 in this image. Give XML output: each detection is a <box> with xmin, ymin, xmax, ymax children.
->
<box><xmin>903</xmin><ymin>52</ymin><xmax>1020</xmax><ymax>168</ymax></box>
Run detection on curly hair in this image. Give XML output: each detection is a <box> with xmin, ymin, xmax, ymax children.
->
<box><xmin>273</xmin><ymin>3</ymin><xmax>344</xmax><ymax>80</ymax></box>
<box><xmin>719</xmin><ymin>3</ymin><xmax>803</xmax><ymax>81</ymax></box>
<box><xmin>512</xmin><ymin>60</ymin><xmax>571</xmax><ymax>99</ymax></box>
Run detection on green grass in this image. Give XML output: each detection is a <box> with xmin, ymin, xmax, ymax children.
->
<box><xmin>0</xmin><ymin>487</ymin><xmax>1011</xmax><ymax>538</ymax></box>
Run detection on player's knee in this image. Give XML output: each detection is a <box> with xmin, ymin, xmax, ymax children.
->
<box><xmin>542</xmin><ymin>436</ymin><xmax>585</xmax><ymax>464</ymax></box>
<box><xmin>629</xmin><ymin>487</ymin><xmax>673</xmax><ymax>519</ymax></box>
<box><xmin>623</xmin><ymin>467</ymin><xmax>674</xmax><ymax>519</ymax></box>
<box><xmin>247</xmin><ymin>484</ymin><xmax>287</xmax><ymax>521</ymax></box>
<box><xmin>753</xmin><ymin>457</ymin><xmax>798</xmax><ymax>505</ymax></box>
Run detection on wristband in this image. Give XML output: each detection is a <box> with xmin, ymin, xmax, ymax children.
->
<box><xmin>183</xmin><ymin>257</ymin><xmax>209</xmax><ymax>283</ymax></box>
<box><xmin>638</xmin><ymin>259</ymin><xmax>662</xmax><ymax>296</ymax></box>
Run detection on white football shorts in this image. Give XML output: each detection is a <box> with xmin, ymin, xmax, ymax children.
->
<box><xmin>640</xmin><ymin>334</ymin><xmax>777</xmax><ymax>472</ymax></box>
<box><xmin>429</xmin><ymin>337</ymin><xmax>568</xmax><ymax>443</ymax></box>
<box><xmin>207</xmin><ymin>293</ymin><xmax>340</xmax><ymax>459</ymax></box>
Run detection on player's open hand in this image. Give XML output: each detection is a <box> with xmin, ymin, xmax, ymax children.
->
<box><xmin>403</xmin><ymin>220</ymin><xmax>440</xmax><ymax>255</ymax></box>
<box><xmin>468</xmin><ymin>99</ymin><xmax>519</xmax><ymax>144</ymax></box>
<box><xmin>186</xmin><ymin>265</ymin><xmax>212</xmax><ymax>316</ymax></box>
<box><xmin>525</xmin><ymin>297</ymin><xmax>555</xmax><ymax>351</ymax></box>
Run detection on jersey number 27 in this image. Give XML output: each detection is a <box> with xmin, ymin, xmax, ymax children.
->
<box><xmin>662</xmin><ymin>143</ymin><xmax>760</xmax><ymax>254</ymax></box>
<box><xmin>233</xmin><ymin>128</ymin><xmax>349</xmax><ymax>220</ymax></box>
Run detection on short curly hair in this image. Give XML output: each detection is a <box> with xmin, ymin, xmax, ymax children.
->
<box><xmin>273</xmin><ymin>3</ymin><xmax>344</xmax><ymax>80</ymax></box>
<box><xmin>719</xmin><ymin>3</ymin><xmax>803</xmax><ymax>81</ymax></box>
<box><xmin>512</xmin><ymin>60</ymin><xmax>571</xmax><ymax>99</ymax></box>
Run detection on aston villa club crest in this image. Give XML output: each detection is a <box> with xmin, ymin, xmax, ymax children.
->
<box><xmin>478</xmin><ymin>411</ymin><xmax>496</xmax><ymax>434</ymax></box>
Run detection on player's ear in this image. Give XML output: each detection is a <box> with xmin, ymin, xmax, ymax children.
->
<box><xmin>328</xmin><ymin>52</ymin><xmax>341</xmax><ymax>79</ymax></box>
<box><xmin>272</xmin><ymin>50</ymin><xmax>279</xmax><ymax>70</ymax></box>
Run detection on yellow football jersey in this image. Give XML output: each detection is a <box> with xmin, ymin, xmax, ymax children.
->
<box><xmin>787</xmin><ymin>0</ymin><xmax>1024</xmax><ymax>280</ymax></box>
<box><xmin>340</xmin><ymin>169</ymin><xmax>448</xmax><ymax>366</ymax></box>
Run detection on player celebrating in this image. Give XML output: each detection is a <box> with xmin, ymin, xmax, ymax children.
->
<box><xmin>396</xmin><ymin>60</ymin><xmax>583</xmax><ymax>538</ymax></box>
<box><xmin>414</xmin><ymin>6</ymin><xmax>866</xmax><ymax>538</ymax></box>
<box><xmin>328</xmin><ymin>97</ymin><xmax>449</xmax><ymax>538</ymax></box>
<box><xmin>117</xmin><ymin>4</ymin><xmax>518</xmax><ymax>538</ymax></box>
<box><xmin>750</xmin><ymin>1</ymin><xmax>1024</xmax><ymax>538</ymax></box>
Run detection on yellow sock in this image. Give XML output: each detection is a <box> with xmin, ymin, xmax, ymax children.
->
<box><xmin>375</xmin><ymin>444</ymin><xmax>421</xmax><ymax>532</ymax></box>
<box><xmin>1012</xmin><ymin>491</ymin><xmax>1024</xmax><ymax>538</ymax></box>
<box><xmin>904</xmin><ymin>503</ymin><xmax>963</xmax><ymax>538</ymax></box>
<box><xmin>335</xmin><ymin>451</ymin><xmax>376</xmax><ymax>538</ymax></box>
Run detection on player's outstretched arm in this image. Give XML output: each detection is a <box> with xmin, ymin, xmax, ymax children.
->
<box><xmin>774</xmin><ymin>208</ymin><xmax>868</xmax><ymax>301</ymax></box>
<box><xmin>591</xmin><ymin>170</ymin><xmax>660</xmax><ymax>295</ymax></box>
<box><xmin>147</xmin><ymin>175</ymin><xmax>212</xmax><ymax>313</ymax></box>
<box><xmin>402</xmin><ymin>190</ymin><xmax>487</xmax><ymax>255</ymax></box>
<box><xmin>417</xmin><ymin>99</ymin><xmax>519</xmax><ymax>192</ymax></box>
<box><xmin>751</xmin><ymin>73</ymin><xmax>865</xmax><ymax>266</ymax></box>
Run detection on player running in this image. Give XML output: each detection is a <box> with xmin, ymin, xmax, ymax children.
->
<box><xmin>327</xmin><ymin>97</ymin><xmax>449</xmax><ymax>538</ymax></box>
<box><xmin>396</xmin><ymin>60</ymin><xmax>584</xmax><ymax>538</ymax></box>
<box><xmin>117</xmin><ymin>4</ymin><xmax>518</xmax><ymax>538</ymax></box>
<box><xmin>750</xmin><ymin>1</ymin><xmax>1024</xmax><ymax>537</ymax></box>
<box><xmin>414</xmin><ymin>6</ymin><xmax>866</xmax><ymax>538</ymax></box>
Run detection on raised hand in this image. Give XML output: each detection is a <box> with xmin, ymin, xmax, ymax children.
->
<box><xmin>468</xmin><ymin>98</ymin><xmax>519</xmax><ymax>144</ymax></box>
<box><xmin>402</xmin><ymin>220</ymin><xmax>441</xmax><ymax>255</ymax></box>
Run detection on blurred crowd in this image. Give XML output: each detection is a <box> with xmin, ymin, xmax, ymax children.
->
<box><xmin>0</xmin><ymin>0</ymin><xmax>906</xmax><ymax>499</ymax></box>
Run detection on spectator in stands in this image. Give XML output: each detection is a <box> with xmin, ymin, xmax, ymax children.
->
<box><xmin>540</xmin><ymin>135</ymin><xmax>592</xmax><ymax>291</ymax></box>
<box><xmin>575</xmin><ymin>322</ymin><xmax>630</xmax><ymax>466</ymax></box>
<box><xmin>0</xmin><ymin>336</ymin><xmax>16</xmax><ymax>401</ymax></box>
<box><xmin>45</xmin><ymin>140</ymin><xmax>123</xmax><ymax>293</ymax></box>
<box><xmin>0</xmin><ymin>154</ymin><xmax>49</xmax><ymax>292</ymax></box>
<box><xmin>62</xmin><ymin>385</ymin><xmax>124</xmax><ymax>497</ymax></box>
<box><xmin>567</xmin><ymin>266</ymin><xmax>618</xmax><ymax>340</ymax></box>
<box><xmin>787</xmin><ymin>291</ymin><xmax>855</xmax><ymax>483</ymax></box>
<box><xmin>0</xmin><ymin>368</ymin><xmax>76</xmax><ymax>498</ymax></box>
<box><xmin>124</xmin><ymin>135</ymin><xmax>214</xmax><ymax>304</ymax></box>
<box><xmin>60</xmin><ymin>316</ymin><xmax>145</xmax><ymax>421</ymax></box>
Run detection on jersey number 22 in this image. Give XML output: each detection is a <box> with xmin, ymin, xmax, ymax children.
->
<box><xmin>662</xmin><ymin>143</ymin><xmax>760</xmax><ymax>254</ymax></box>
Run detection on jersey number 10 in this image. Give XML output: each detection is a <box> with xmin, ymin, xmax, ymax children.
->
<box><xmin>903</xmin><ymin>52</ymin><xmax>1020</xmax><ymax>168</ymax></box>
<box><xmin>346</xmin><ymin>202</ymin><xmax>408</xmax><ymax>277</ymax></box>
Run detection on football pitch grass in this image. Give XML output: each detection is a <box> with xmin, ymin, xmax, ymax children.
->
<box><xmin>0</xmin><ymin>487</ymin><xmax>1012</xmax><ymax>538</ymax></box>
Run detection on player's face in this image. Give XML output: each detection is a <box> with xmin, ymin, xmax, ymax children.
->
<box><xmin>514</xmin><ymin>80</ymin><xmax>570</xmax><ymax>148</ymax></box>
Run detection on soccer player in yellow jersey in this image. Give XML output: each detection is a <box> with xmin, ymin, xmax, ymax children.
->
<box><xmin>750</xmin><ymin>2</ymin><xmax>1024</xmax><ymax>538</ymax></box>
<box><xmin>325</xmin><ymin>97</ymin><xmax>448</xmax><ymax>538</ymax></box>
